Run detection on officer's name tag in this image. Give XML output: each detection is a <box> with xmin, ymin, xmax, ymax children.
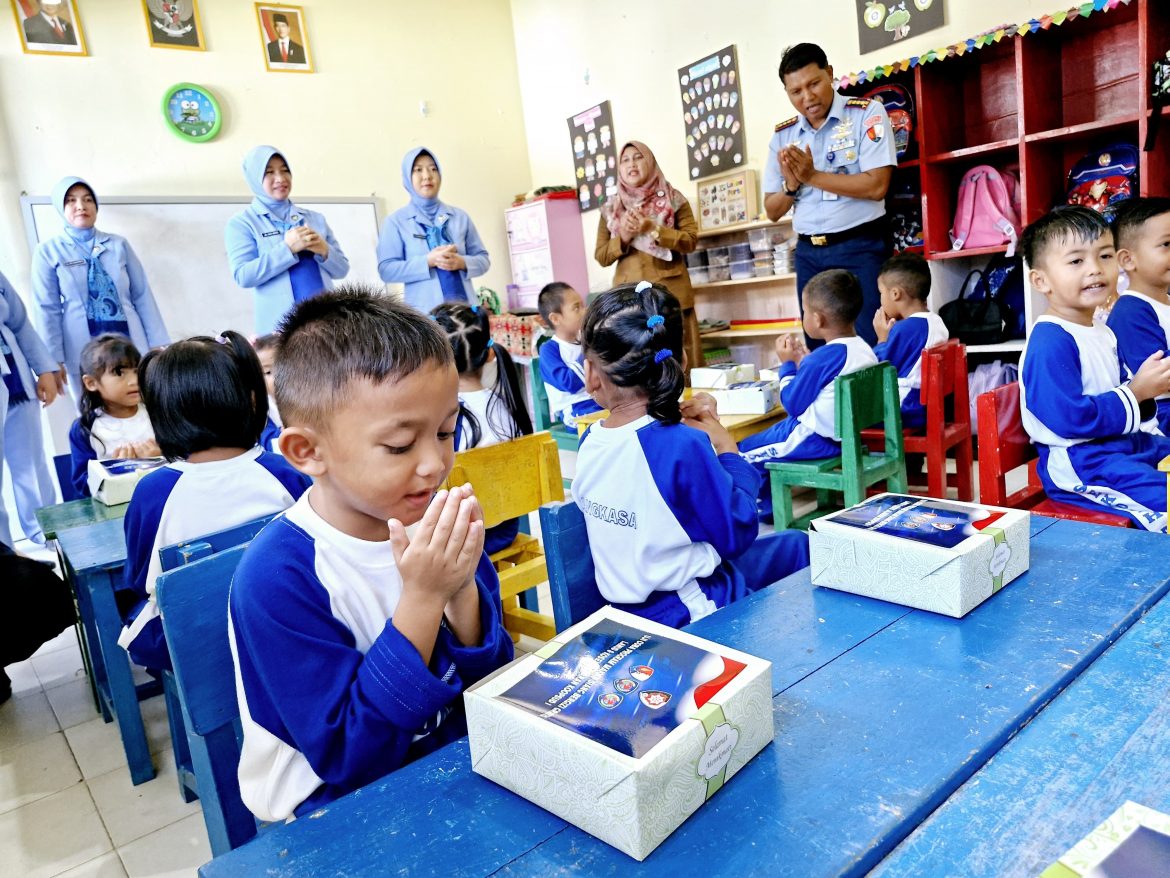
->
<box><xmin>261</xmin><ymin>231</ymin><xmax>280</xmax><ymax>237</ymax></box>
<box><xmin>63</xmin><ymin>259</ymin><xmax>86</xmax><ymax>267</ymax></box>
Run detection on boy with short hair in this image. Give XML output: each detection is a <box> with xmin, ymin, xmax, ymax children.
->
<box><xmin>537</xmin><ymin>281</ymin><xmax>602</xmax><ymax>430</ymax></box>
<box><xmin>1106</xmin><ymin>197</ymin><xmax>1170</xmax><ymax>433</ymax></box>
<box><xmin>1020</xmin><ymin>205</ymin><xmax>1170</xmax><ymax>531</ymax></box>
<box><xmin>738</xmin><ymin>269</ymin><xmax>878</xmax><ymax>500</ymax></box>
<box><xmin>229</xmin><ymin>285</ymin><xmax>513</xmax><ymax>823</ymax></box>
<box><xmin>872</xmin><ymin>252</ymin><xmax>950</xmax><ymax>429</ymax></box>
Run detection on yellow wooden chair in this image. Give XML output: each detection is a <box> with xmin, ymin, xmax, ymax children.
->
<box><xmin>442</xmin><ymin>432</ymin><xmax>563</xmax><ymax>642</ymax></box>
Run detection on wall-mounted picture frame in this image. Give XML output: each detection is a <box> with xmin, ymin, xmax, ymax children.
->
<box><xmin>255</xmin><ymin>3</ymin><xmax>313</xmax><ymax>74</ymax></box>
<box><xmin>10</xmin><ymin>0</ymin><xmax>87</xmax><ymax>56</ymax></box>
<box><xmin>142</xmin><ymin>0</ymin><xmax>205</xmax><ymax>51</ymax></box>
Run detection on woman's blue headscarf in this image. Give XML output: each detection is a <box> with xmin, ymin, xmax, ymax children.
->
<box><xmin>51</xmin><ymin>176</ymin><xmax>97</xmax><ymax>245</ymax></box>
<box><xmin>402</xmin><ymin>147</ymin><xmax>443</xmax><ymax>223</ymax></box>
<box><xmin>243</xmin><ymin>145</ymin><xmax>293</xmax><ymax>222</ymax></box>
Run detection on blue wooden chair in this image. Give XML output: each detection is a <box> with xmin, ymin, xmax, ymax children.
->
<box><xmin>538</xmin><ymin>500</ymin><xmax>605</xmax><ymax>631</ymax></box>
<box><xmin>157</xmin><ymin>514</ymin><xmax>278</xmax><ymax>805</ymax></box>
<box><xmin>156</xmin><ymin>545</ymin><xmax>258</xmax><ymax>856</ymax></box>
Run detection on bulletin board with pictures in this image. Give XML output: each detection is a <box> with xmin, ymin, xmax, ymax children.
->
<box><xmin>678</xmin><ymin>45</ymin><xmax>745</xmax><ymax>180</ymax></box>
<box><xmin>567</xmin><ymin>101</ymin><xmax>617</xmax><ymax>213</ymax></box>
<box><xmin>696</xmin><ymin>169</ymin><xmax>759</xmax><ymax>232</ymax></box>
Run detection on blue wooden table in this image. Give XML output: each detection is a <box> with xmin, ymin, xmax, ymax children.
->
<box><xmin>199</xmin><ymin>517</ymin><xmax>1170</xmax><ymax>877</ymax></box>
<box><xmin>56</xmin><ymin>517</ymin><xmax>157</xmax><ymax>785</ymax></box>
<box><xmin>870</xmin><ymin>586</ymin><xmax>1170</xmax><ymax>878</ymax></box>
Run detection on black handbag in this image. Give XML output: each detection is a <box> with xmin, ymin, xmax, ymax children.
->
<box><xmin>939</xmin><ymin>268</ymin><xmax>1005</xmax><ymax>345</ymax></box>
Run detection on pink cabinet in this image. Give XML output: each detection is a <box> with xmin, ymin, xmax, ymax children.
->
<box><xmin>504</xmin><ymin>197</ymin><xmax>589</xmax><ymax>311</ymax></box>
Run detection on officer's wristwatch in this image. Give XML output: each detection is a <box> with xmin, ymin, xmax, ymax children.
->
<box><xmin>784</xmin><ymin>183</ymin><xmax>802</xmax><ymax>197</ymax></box>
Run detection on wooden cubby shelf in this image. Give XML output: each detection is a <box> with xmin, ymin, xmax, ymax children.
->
<box><xmin>927</xmin><ymin>139</ymin><xmax>1019</xmax><ymax>165</ymax></box>
<box><xmin>701</xmin><ymin>327</ymin><xmax>800</xmax><ymax>340</ymax></box>
<box><xmin>692</xmin><ymin>273</ymin><xmax>796</xmax><ymax>291</ymax></box>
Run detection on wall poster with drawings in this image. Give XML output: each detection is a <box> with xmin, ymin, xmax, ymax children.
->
<box><xmin>567</xmin><ymin>101</ymin><xmax>617</xmax><ymax>213</ymax></box>
<box><xmin>678</xmin><ymin>45</ymin><xmax>745</xmax><ymax>180</ymax></box>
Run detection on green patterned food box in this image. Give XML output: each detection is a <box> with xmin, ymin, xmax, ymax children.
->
<box><xmin>809</xmin><ymin>493</ymin><xmax>1030</xmax><ymax>617</ymax></box>
<box><xmin>464</xmin><ymin>606</ymin><xmax>773</xmax><ymax>861</ymax></box>
<box><xmin>1041</xmin><ymin>800</ymin><xmax>1170</xmax><ymax>877</ymax></box>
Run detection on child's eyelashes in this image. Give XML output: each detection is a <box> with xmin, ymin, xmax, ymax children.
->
<box><xmin>382</xmin><ymin>444</ymin><xmax>411</xmax><ymax>455</ymax></box>
<box><xmin>437</xmin><ymin>431</ymin><xmax>455</xmax><ymax>442</ymax></box>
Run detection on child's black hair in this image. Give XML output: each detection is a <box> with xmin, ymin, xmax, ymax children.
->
<box><xmin>779</xmin><ymin>43</ymin><xmax>829</xmax><ymax>82</ymax></box>
<box><xmin>253</xmin><ymin>332</ymin><xmax>280</xmax><ymax>353</ymax></box>
<box><xmin>878</xmin><ymin>253</ymin><xmax>931</xmax><ymax>302</ymax></box>
<box><xmin>78</xmin><ymin>334</ymin><xmax>142</xmax><ymax>456</ymax></box>
<box><xmin>138</xmin><ymin>331</ymin><xmax>268</xmax><ymax>461</ymax></box>
<box><xmin>430</xmin><ymin>302</ymin><xmax>533</xmax><ymax>446</ymax></box>
<box><xmin>1111</xmin><ymin>196</ymin><xmax>1170</xmax><ymax>252</ymax></box>
<box><xmin>538</xmin><ymin>281</ymin><xmax>575</xmax><ymax>327</ymax></box>
<box><xmin>804</xmin><ymin>269</ymin><xmax>863</xmax><ymax>326</ymax></box>
<box><xmin>581</xmin><ymin>282</ymin><xmax>683</xmax><ymax>425</ymax></box>
<box><xmin>275</xmin><ymin>283</ymin><xmax>453</xmax><ymax>429</ymax></box>
<box><xmin>1021</xmin><ymin>205</ymin><xmax>1112</xmax><ymax>269</ymax></box>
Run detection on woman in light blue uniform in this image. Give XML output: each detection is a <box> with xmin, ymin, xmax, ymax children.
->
<box><xmin>226</xmin><ymin>146</ymin><xmax>350</xmax><ymax>335</ymax></box>
<box><xmin>31</xmin><ymin>177</ymin><xmax>170</xmax><ymax>398</ymax></box>
<box><xmin>0</xmin><ymin>270</ymin><xmax>60</xmax><ymax>547</ymax></box>
<box><xmin>377</xmin><ymin>147</ymin><xmax>490</xmax><ymax>312</ymax></box>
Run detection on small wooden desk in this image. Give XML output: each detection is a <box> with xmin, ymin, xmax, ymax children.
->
<box><xmin>36</xmin><ymin>497</ymin><xmax>128</xmax><ymax>542</ymax></box>
<box><xmin>573</xmin><ymin>405</ymin><xmax>784</xmax><ymax>445</ymax></box>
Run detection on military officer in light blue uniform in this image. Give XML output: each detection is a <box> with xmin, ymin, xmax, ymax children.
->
<box><xmin>764</xmin><ymin>43</ymin><xmax>896</xmax><ymax>346</ymax></box>
<box><xmin>32</xmin><ymin>177</ymin><xmax>170</xmax><ymax>400</ymax></box>
<box><xmin>226</xmin><ymin>145</ymin><xmax>351</xmax><ymax>335</ymax></box>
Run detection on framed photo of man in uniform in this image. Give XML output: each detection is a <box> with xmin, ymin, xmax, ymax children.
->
<box><xmin>142</xmin><ymin>0</ymin><xmax>205</xmax><ymax>51</ymax></box>
<box><xmin>255</xmin><ymin>3</ymin><xmax>314</xmax><ymax>74</ymax></box>
<box><xmin>10</xmin><ymin>0</ymin><xmax>87</xmax><ymax>56</ymax></box>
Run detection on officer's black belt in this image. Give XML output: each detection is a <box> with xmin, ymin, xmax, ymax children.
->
<box><xmin>798</xmin><ymin>217</ymin><xmax>887</xmax><ymax>247</ymax></box>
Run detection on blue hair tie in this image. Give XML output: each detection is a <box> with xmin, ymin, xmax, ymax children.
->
<box><xmin>653</xmin><ymin>348</ymin><xmax>672</xmax><ymax>364</ymax></box>
<box><xmin>486</xmin><ymin>338</ymin><xmax>494</xmax><ymax>349</ymax></box>
<box><xmin>470</xmin><ymin>304</ymin><xmax>479</xmax><ymax>314</ymax></box>
<box><xmin>635</xmin><ymin>280</ymin><xmax>653</xmax><ymax>293</ymax></box>
<box><xmin>646</xmin><ymin>315</ymin><xmax>664</xmax><ymax>329</ymax></box>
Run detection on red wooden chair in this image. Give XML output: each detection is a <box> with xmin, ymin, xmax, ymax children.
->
<box><xmin>976</xmin><ymin>381</ymin><xmax>1132</xmax><ymax>527</ymax></box>
<box><xmin>863</xmin><ymin>340</ymin><xmax>974</xmax><ymax>501</ymax></box>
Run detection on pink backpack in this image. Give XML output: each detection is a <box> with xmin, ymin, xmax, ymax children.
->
<box><xmin>950</xmin><ymin>165</ymin><xmax>1022</xmax><ymax>257</ymax></box>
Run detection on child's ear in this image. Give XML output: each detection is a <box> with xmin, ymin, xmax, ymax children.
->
<box><xmin>547</xmin><ymin>311</ymin><xmax>563</xmax><ymax>328</ymax></box>
<box><xmin>888</xmin><ymin>285</ymin><xmax>906</xmax><ymax>303</ymax></box>
<box><xmin>1116</xmin><ymin>246</ymin><xmax>1137</xmax><ymax>274</ymax></box>
<box><xmin>583</xmin><ymin>358</ymin><xmax>602</xmax><ymax>394</ymax></box>
<box><xmin>1029</xmin><ymin>267</ymin><xmax>1050</xmax><ymax>295</ymax></box>
<box><xmin>279</xmin><ymin>426</ymin><xmax>327</xmax><ymax>478</ymax></box>
<box><xmin>81</xmin><ymin>374</ymin><xmax>100</xmax><ymax>392</ymax></box>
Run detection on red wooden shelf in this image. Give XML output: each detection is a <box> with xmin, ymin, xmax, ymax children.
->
<box><xmin>896</xmin><ymin>158</ymin><xmax>921</xmax><ymax>170</ymax></box>
<box><xmin>1024</xmin><ymin>114</ymin><xmax>1140</xmax><ymax>144</ymax></box>
<box><xmin>926</xmin><ymin>139</ymin><xmax>1019</xmax><ymax>164</ymax></box>
<box><xmin>927</xmin><ymin>244</ymin><xmax>1008</xmax><ymax>262</ymax></box>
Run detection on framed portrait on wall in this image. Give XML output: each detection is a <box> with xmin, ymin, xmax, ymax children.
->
<box><xmin>255</xmin><ymin>3</ymin><xmax>314</xmax><ymax>73</ymax></box>
<box><xmin>10</xmin><ymin>0</ymin><xmax>87</xmax><ymax>56</ymax></box>
<box><xmin>142</xmin><ymin>1</ymin><xmax>205</xmax><ymax>51</ymax></box>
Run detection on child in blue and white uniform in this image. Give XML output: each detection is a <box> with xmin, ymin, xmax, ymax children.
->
<box><xmin>1020</xmin><ymin>206</ymin><xmax>1170</xmax><ymax>531</ymax></box>
<box><xmin>738</xmin><ymin>270</ymin><xmax>878</xmax><ymax>495</ymax></box>
<box><xmin>1106</xmin><ymin>197</ymin><xmax>1170</xmax><ymax>434</ymax></box>
<box><xmin>0</xmin><ymin>269</ymin><xmax>60</xmax><ymax>547</ymax></box>
<box><xmin>31</xmin><ymin>177</ymin><xmax>169</xmax><ymax>399</ymax></box>
<box><xmin>537</xmin><ymin>281</ymin><xmax>603</xmax><ymax>430</ymax></box>
<box><xmin>68</xmin><ymin>334</ymin><xmax>159</xmax><ymax>499</ymax></box>
<box><xmin>230</xmin><ymin>286</ymin><xmax>511</xmax><ymax>822</ymax></box>
<box><xmin>117</xmin><ymin>331</ymin><xmax>310</xmax><ymax>671</ymax></box>
<box><xmin>872</xmin><ymin>253</ymin><xmax>950</xmax><ymax>429</ymax></box>
<box><xmin>432</xmin><ymin>301</ymin><xmax>533</xmax><ymax>554</ymax></box>
<box><xmin>226</xmin><ymin>146</ymin><xmax>350</xmax><ymax>335</ymax></box>
<box><xmin>572</xmin><ymin>281</ymin><xmax>809</xmax><ymax>628</ymax></box>
<box><xmin>254</xmin><ymin>333</ymin><xmax>283</xmax><ymax>453</ymax></box>
<box><xmin>377</xmin><ymin>147</ymin><xmax>490</xmax><ymax>312</ymax></box>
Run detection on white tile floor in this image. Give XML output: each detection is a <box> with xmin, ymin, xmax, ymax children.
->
<box><xmin>2</xmin><ymin>543</ymin><xmax>210</xmax><ymax>878</ymax></box>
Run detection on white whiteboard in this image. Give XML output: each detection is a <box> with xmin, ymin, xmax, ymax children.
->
<box><xmin>20</xmin><ymin>196</ymin><xmax>384</xmax><ymax>339</ymax></box>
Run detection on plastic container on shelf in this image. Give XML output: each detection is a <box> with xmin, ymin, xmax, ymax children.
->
<box><xmin>728</xmin><ymin>243</ymin><xmax>752</xmax><ymax>262</ymax></box>
<box><xmin>748</xmin><ymin>227</ymin><xmax>780</xmax><ymax>253</ymax></box>
<box><xmin>753</xmin><ymin>263</ymin><xmax>774</xmax><ymax>277</ymax></box>
<box><xmin>728</xmin><ymin>342</ymin><xmax>761</xmax><ymax>368</ymax></box>
<box><xmin>729</xmin><ymin>260</ymin><xmax>753</xmax><ymax>280</ymax></box>
<box><xmin>685</xmin><ymin>250</ymin><xmax>708</xmax><ymax>267</ymax></box>
<box><xmin>706</xmin><ymin>246</ymin><xmax>730</xmax><ymax>266</ymax></box>
<box><xmin>708</xmin><ymin>263</ymin><xmax>732</xmax><ymax>282</ymax></box>
<box><xmin>687</xmin><ymin>266</ymin><xmax>710</xmax><ymax>285</ymax></box>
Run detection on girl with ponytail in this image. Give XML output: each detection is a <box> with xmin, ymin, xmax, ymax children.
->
<box><xmin>118</xmin><ymin>330</ymin><xmax>311</xmax><ymax>671</ymax></box>
<box><xmin>572</xmin><ymin>281</ymin><xmax>809</xmax><ymax>628</ymax></box>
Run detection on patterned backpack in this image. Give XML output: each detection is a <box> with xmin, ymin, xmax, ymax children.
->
<box><xmin>1066</xmin><ymin>143</ymin><xmax>1139</xmax><ymax>220</ymax></box>
<box><xmin>862</xmin><ymin>83</ymin><xmax>915</xmax><ymax>160</ymax></box>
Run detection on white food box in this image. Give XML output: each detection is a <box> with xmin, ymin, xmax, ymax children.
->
<box><xmin>465</xmin><ymin>606</ymin><xmax>773</xmax><ymax>861</ymax></box>
<box><xmin>809</xmin><ymin>493</ymin><xmax>1030</xmax><ymax>618</ymax></box>
<box><xmin>690</xmin><ymin>363</ymin><xmax>756</xmax><ymax>389</ymax></box>
<box><xmin>707</xmin><ymin>380</ymin><xmax>780</xmax><ymax>415</ymax></box>
<box><xmin>87</xmin><ymin>458</ymin><xmax>166</xmax><ymax>506</ymax></box>
<box><xmin>759</xmin><ymin>367</ymin><xmax>781</xmax><ymax>382</ymax></box>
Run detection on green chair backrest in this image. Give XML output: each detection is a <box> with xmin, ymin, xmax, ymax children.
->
<box><xmin>529</xmin><ymin>354</ymin><xmax>554</xmax><ymax>432</ymax></box>
<box><xmin>837</xmin><ymin>363</ymin><xmax>904</xmax><ymax>460</ymax></box>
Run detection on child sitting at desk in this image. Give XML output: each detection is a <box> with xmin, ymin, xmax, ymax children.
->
<box><xmin>68</xmin><ymin>334</ymin><xmax>160</xmax><ymax>499</ymax></box>
<box><xmin>538</xmin><ymin>281</ymin><xmax>603</xmax><ymax>430</ymax></box>
<box><xmin>229</xmin><ymin>285</ymin><xmax>512</xmax><ymax>823</ymax></box>
<box><xmin>737</xmin><ymin>270</ymin><xmax>878</xmax><ymax>512</ymax></box>
<box><xmin>1020</xmin><ymin>205</ymin><xmax>1170</xmax><ymax>531</ymax></box>
<box><xmin>117</xmin><ymin>331</ymin><xmax>310</xmax><ymax>671</ymax></box>
<box><xmin>1106</xmin><ymin>197</ymin><xmax>1170</xmax><ymax>434</ymax></box>
<box><xmin>571</xmin><ymin>280</ymin><xmax>808</xmax><ymax>628</ymax></box>
<box><xmin>872</xmin><ymin>253</ymin><xmax>950</xmax><ymax>430</ymax></box>
<box><xmin>254</xmin><ymin>333</ymin><xmax>283</xmax><ymax>453</ymax></box>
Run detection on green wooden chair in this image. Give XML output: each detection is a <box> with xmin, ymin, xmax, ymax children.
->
<box><xmin>529</xmin><ymin>355</ymin><xmax>581</xmax><ymax>455</ymax></box>
<box><xmin>766</xmin><ymin>362</ymin><xmax>908</xmax><ymax>531</ymax></box>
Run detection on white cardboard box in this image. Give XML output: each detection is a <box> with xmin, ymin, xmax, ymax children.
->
<box><xmin>690</xmin><ymin>363</ymin><xmax>756</xmax><ymax>389</ymax></box>
<box><xmin>87</xmin><ymin>458</ymin><xmax>166</xmax><ymax>506</ymax></box>
<box><xmin>465</xmin><ymin>606</ymin><xmax>773</xmax><ymax>860</ymax></box>
<box><xmin>809</xmin><ymin>493</ymin><xmax>1030</xmax><ymax>617</ymax></box>
<box><xmin>707</xmin><ymin>380</ymin><xmax>780</xmax><ymax>415</ymax></box>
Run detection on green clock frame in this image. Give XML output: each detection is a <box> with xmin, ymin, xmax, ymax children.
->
<box><xmin>162</xmin><ymin>82</ymin><xmax>222</xmax><ymax>143</ymax></box>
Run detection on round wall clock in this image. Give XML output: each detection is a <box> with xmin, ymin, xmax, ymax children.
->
<box><xmin>162</xmin><ymin>83</ymin><xmax>222</xmax><ymax>143</ymax></box>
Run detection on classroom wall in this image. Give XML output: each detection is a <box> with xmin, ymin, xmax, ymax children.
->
<box><xmin>0</xmin><ymin>0</ymin><xmax>532</xmax><ymax>311</ymax></box>
<box><xmin>509</xmin><ymin>0</ymin><xmax>1060</xmax><ymax>293</ymax></box>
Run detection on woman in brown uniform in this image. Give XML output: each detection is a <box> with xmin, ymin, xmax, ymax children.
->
<box><xmin>595</xmin><ymin>141</ymin><xmax>704</xmax><ymax>370</ymax></box>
